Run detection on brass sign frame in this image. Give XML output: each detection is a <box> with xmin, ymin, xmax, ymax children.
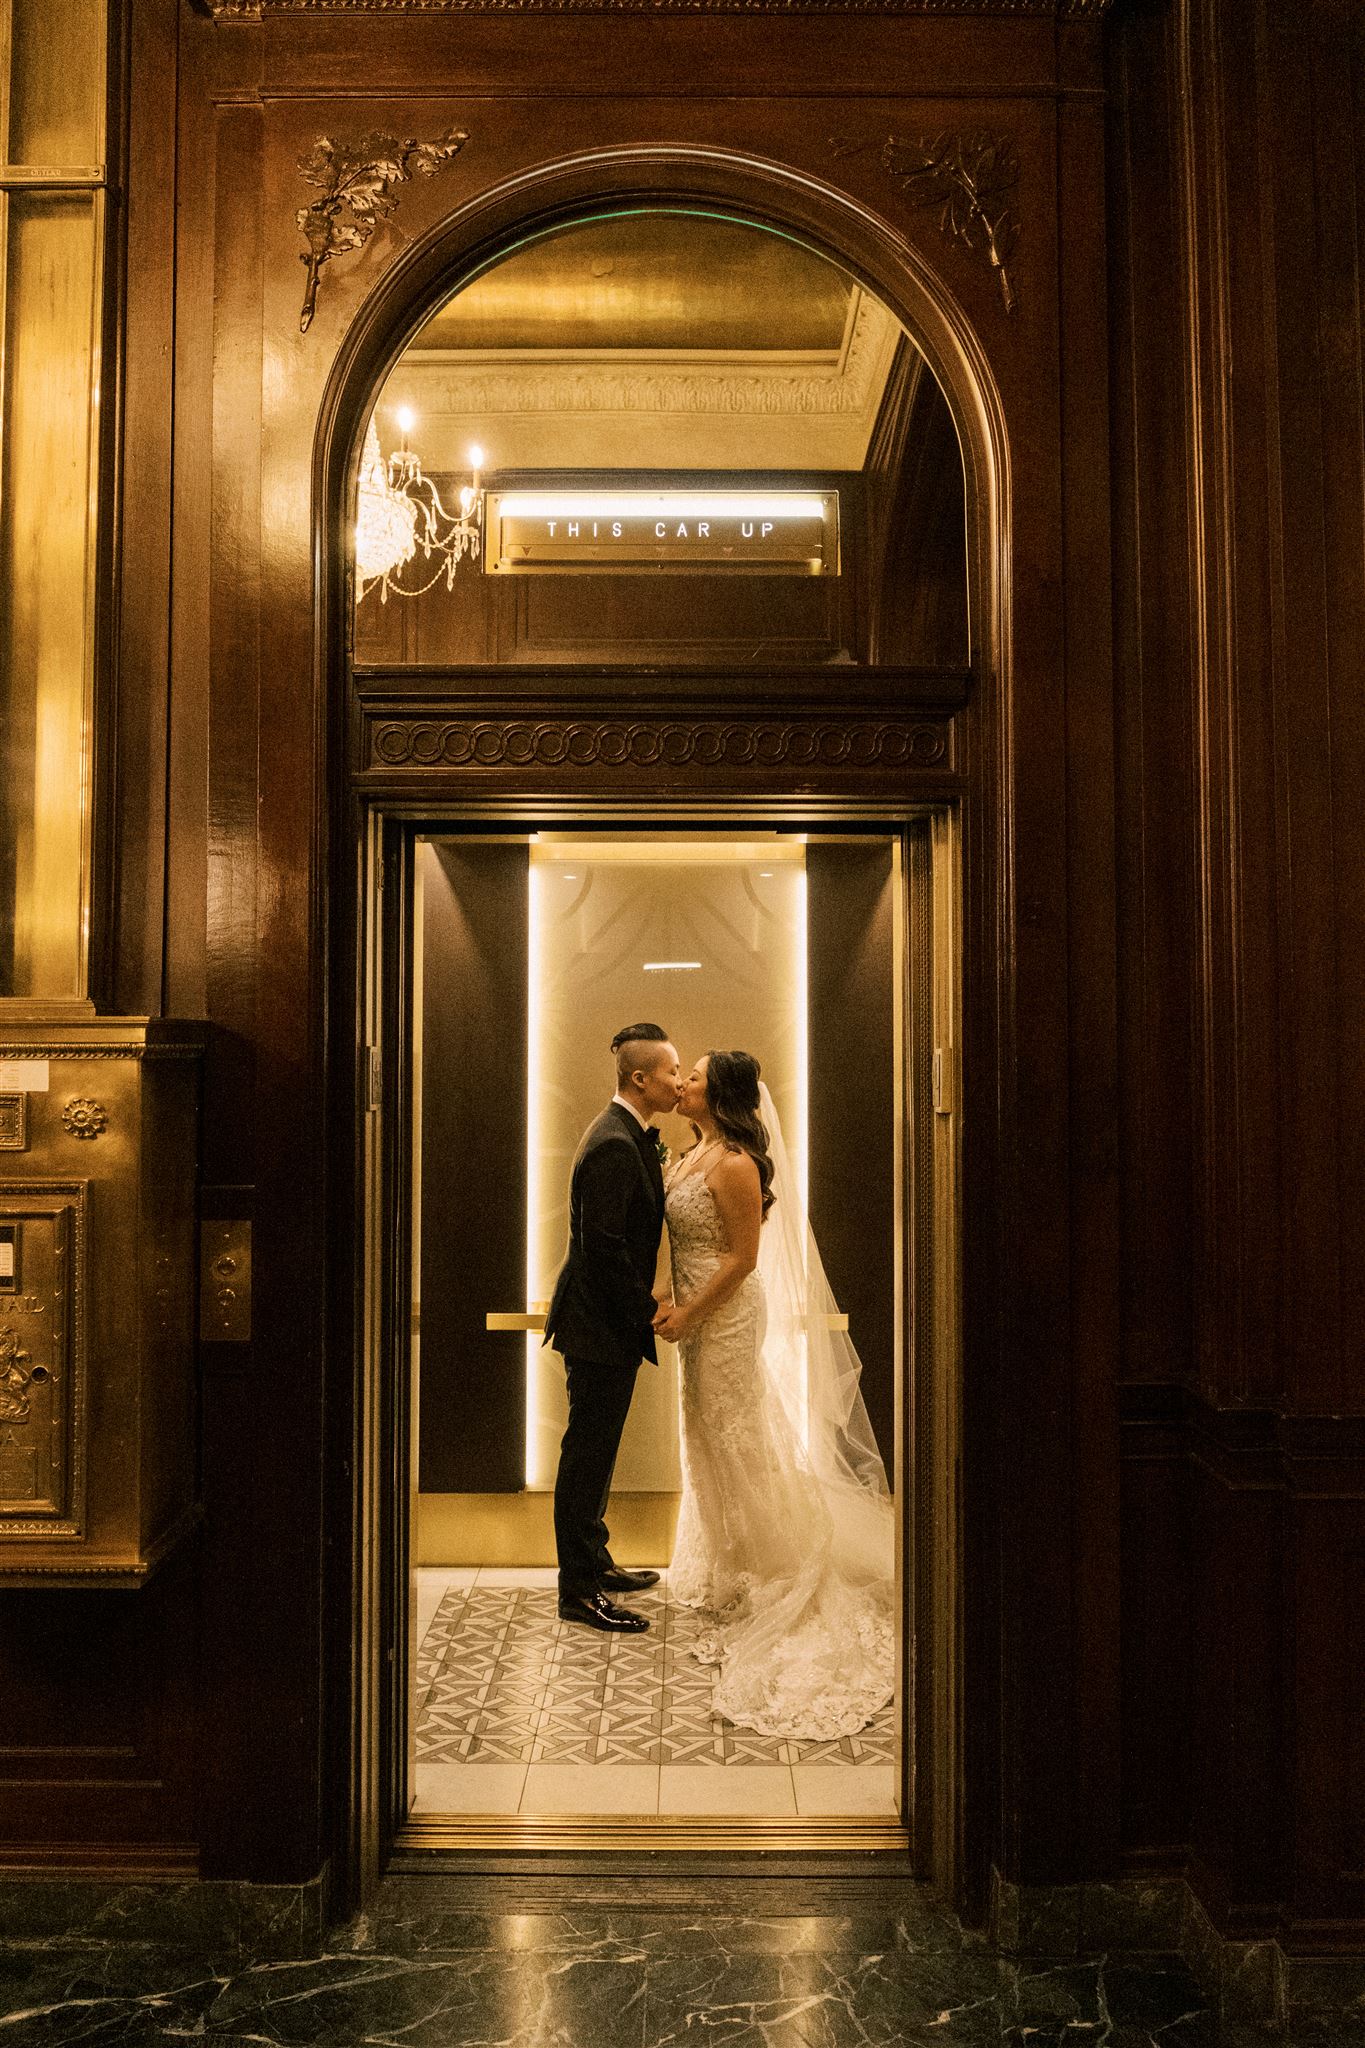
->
<box><xmin>0</xmin><ymin>1181</ymin><xmax>87</xmax><ymax>1540</ymax></box>
<box><xmin>483</xmin><ymin>490</ymin><xmax>840</xmax><ymax>576</ymax></box>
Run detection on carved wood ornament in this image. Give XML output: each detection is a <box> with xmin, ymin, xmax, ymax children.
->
<box><xmin>296</xmin><ymin>127</ymin><xmax>468</xmax><ymax>331</ymax></box>
<box><xmin>831</xmin><ymin>132</ymin><xmax>1020</xmax><ymax>313</ymax></box>
<box><xmin>367</xmin><ymin>716</ymin><xmax>951</xmax><ymax>770</ymax></box>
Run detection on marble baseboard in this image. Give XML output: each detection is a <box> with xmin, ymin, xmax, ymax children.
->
<box><xmin>0</xmin><ymin>1865</ymin><xmax>332</xmax><ymax>1960</ymax></box>
<box><xmin>992</xmin><ymin>1867</ymin><xmax>1365</xmax><ymax>2035</ymax></box>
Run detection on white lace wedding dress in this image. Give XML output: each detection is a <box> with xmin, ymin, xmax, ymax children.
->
<box><xmin>666</xmin><ymin>1160</ymin><xmax>895</xmax><ymax>1740</ymax></box>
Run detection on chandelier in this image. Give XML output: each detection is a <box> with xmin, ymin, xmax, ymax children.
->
<box><xmin>355</xmin><ymin>408</ymin><xmax>484</xmax><ymax>602</ymax></box>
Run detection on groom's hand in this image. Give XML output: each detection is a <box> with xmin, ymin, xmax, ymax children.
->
<box><xmin>653</xmin><ymin>1300</ymin><xmax>692</xmax><ymax>1343</ymax></box>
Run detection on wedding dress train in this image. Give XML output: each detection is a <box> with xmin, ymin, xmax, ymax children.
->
<box><xmin>666</xmin><ymin>1148</ymin><xmax>895</xmax><ymax>1741</ymax></box>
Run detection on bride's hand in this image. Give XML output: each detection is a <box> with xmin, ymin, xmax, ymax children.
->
<box><xmin>653</xmin><ymin>1301</ymin><xmax>694</xmax><ymax>1343</ymax></box>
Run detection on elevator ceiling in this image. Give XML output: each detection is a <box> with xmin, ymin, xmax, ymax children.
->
<box><xmin>377</xmin><ymin>211</ymin><xmax>906</xmax><ymax>473</ymax></box>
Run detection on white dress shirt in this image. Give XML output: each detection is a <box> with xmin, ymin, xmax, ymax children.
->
<box><xmin>611</xmin><ymin>1091</ymin><xmax>651</xmax><ymax>1132</ymax></box>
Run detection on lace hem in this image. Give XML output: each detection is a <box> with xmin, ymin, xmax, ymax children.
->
<box><xmin>675</xmin><ymin>1586</ymin><xmax>894</xmax><ymax>1741</ymax></box>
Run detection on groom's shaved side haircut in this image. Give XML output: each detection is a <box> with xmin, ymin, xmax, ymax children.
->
<box><xmin>611</xmin><ymin>1021</ymin><xmax>669</xmax><ymax>1087</ymax></box>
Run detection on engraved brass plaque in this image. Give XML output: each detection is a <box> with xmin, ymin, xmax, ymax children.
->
<box><xmin>0</xmin><ymin>1187</ymin><xmax>85</xmax><ymax>1533</ymax></box>
<box><xmin>201</xmin><ymin>1220</ymin><xmax>251</xmax><ymax>1342</ymax></box>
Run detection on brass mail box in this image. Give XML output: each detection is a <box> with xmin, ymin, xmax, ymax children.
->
<box><xmin>0</xmin><ymin>1018</ymin><xmax>203</xmax><ymax>1586</ymax></box>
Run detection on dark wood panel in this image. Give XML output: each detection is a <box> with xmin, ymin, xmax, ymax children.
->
<box><xmin>1291</xmin><ymin>1492</ymin><xmax>1365</xmax><ymax>1929</ymax></box>
<box><xmin>807</xmin><ymin>842</ymin><xmax>896</xmax><ymax>1469</ymax></box>
<box><xmin>256</xmin><ymin>14</ymin><xmax>1065</xmax><ymax>99</ymax></box>
<box><xmin>1106</xmin><ymin>0</ymin><xmax>1196</xmax><ymax>1394</ymax></box>
<box><xmin>0</xmin><ymin>1553</ymin><xmax>197</xmax><ymax>1853</ymax></box>
<box><xmin>418</xmin><ymin>843</ymin><xmax>529</xmax><ymax>1493</ymax></box>
<box><xmin>1118</xmin><ymin>1430</ymin><xmax>1191</xmax><ymax>1863</ymax></box>
<box><xmin>513</xmin><ymin>570</ymin><xmax>845</xmax><ymax>667</ymax></box>
<box><xmin>27</xmin><ymin>0</ymin><xmax>1365</xmax><ymax>1969</ymax></box>
<box><xmin>867</xmin><ymin>360</ymin><xmax>969</xmax><ymax>667</ymax></box>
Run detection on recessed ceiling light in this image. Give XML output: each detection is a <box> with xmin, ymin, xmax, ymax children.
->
<box><xmin>643</xmin><ymin>962</ymin><xmax>701</xmax><ymax>972</ymax></box>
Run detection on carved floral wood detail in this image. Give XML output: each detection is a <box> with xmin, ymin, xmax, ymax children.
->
<box><xmin>296</xmin><ymin>127</ymin><xmax>468</xmax><ymax>331</ymax></box>
<box><xmin>831</xmin><ymin>132</ymin><xmax>1020</xmax><ymax>313</ymax></box>
<box><xmin>366</xmin><ymin>717</ymin><xmax>951</xmax><ymax>769</ymax></box>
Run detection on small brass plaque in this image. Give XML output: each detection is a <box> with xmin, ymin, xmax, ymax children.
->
<box><xmin>200</xmin><ymin>1220</ymin><xmax>252</xmax><ymax>1343</ymax></box>
<box><xmin>0</xmin><ymin>1095</ymin><xmax>26</xmax><ymax>1152</ymax></box>
<box><xmin>484</xmin><ymin>491</ymin><xmax>840</xmax><ymax>576</ymax></box>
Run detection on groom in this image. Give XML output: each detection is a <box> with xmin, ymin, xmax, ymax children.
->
<box><xmin>544</xmin><ymin>1023</ymin><xmax>681</xmax><ymax>1632</ymax></box>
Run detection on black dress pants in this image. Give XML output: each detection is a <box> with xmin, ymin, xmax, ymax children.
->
<box><xmin>553</xmin><ymin>1353</ymin><xmax>640</xmax><ymax>1601</ymax></box>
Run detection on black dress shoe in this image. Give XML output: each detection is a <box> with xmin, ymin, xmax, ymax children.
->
<box><xmin>600</xmin><ymin>1566</ymin><xmax>661</xmax><ymax>1593</ymax></box>
<box><xmin>557</xmin><ymin>1592</ymin><xmax>651</xmax><ymax>1633</ymax></box>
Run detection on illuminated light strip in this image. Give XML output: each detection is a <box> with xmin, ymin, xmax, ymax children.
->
<box><xmin>795</xmin><ymin>862</ymin><xmax>811</xmax><ymax>1452</ymax></box>
<box><xmin>643</xmin><ymin>961</ymin><xmax>701</xmax><ymax>971</ymax></box>
<box><xmin>495</xmin><ymin>493</ymin><xmax>828</xmax><ymax>521</ymax></box>
<box><xmin>525</xmin><ymin>863</ymin><xmax>543</xmax><ymax>1486</ymax></box>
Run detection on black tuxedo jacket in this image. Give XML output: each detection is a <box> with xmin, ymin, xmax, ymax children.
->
<box><xmin>543</xmin><ymin>1102</ymin><xmax>665</xmax><ymax>1370</ymax></box>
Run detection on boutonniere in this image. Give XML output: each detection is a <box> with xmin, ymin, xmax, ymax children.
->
<box><xmin>653</xmin><ymin>1132</ymin><xmax>671</xmax><ymax>1170</ymax></box>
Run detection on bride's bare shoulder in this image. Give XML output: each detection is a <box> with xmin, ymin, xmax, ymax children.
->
<box><xmin>711</xmin><ymin>1145</ymin><xmax>760</xmax><ymax>1188</ymax></box>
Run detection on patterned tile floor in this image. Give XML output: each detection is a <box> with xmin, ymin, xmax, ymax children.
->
<box><xmin>413</xmin><ymin>1567</ymin><xmax>898</xmax><ymax>1818</ymax></box>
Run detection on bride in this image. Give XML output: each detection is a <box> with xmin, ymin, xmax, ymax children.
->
<box><xmin>652</xmin><ymin>1050</ymin><xmax>894</xmax><ymax>1741</ymax></box>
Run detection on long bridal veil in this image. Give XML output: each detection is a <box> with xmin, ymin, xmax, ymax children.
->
<box><xmin>754</xmin><ymin>1081</ymin><xmax>895</xmax><ymax>1591</ymax></box>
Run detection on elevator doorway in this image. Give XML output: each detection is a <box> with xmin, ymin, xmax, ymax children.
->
<box><xmin>373</xmin><ymin>810</ymin><xmax>959</xmax><ymax>1849</ymax></box>
<box><xmin>341</xmin><ymin>198</ymin><xmax>974</xmax><ymax>1870</ymax></box>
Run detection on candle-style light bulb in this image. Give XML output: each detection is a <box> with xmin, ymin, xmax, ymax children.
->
<box><xmin>396</xmin><ymin>405</ymin><xmax>415</xmax><ymax>446</ymax></box>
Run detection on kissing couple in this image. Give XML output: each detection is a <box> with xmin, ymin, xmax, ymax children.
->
<box><xmin>544</xmin><ymin>1023</ymin><xmax>894</xmax><ymax>1742</ymax></box>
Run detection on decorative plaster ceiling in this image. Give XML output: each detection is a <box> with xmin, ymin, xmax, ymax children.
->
<box><xmin>376</xmin><ymin>213</ymin><xmax>907</xmax><ymax>473</ymax></box>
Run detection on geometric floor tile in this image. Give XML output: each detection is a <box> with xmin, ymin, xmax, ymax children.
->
<box><xmin>413</xmin><ymin>1567</ymin><xmax>897</xmax><ymax>1776</ymax></box>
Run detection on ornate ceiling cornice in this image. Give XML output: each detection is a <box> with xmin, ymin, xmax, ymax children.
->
<box><xmin>400</xmin><ymin>293</ymin><xmax>896</xmax><ymax>425</ymax></box>
<box><xmin>201</xmin><ymin>0</ymin><xmax>1110</xmax><ymax>18</ymax></box>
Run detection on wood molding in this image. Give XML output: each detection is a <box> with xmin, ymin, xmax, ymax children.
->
<box><xmin>352</xmin><ymin>663</ymin><xmax>972</xmax><ymax>706</ymax></box>
<box><xmin>198</xmin><ymin>0</ymin><xmax>1109</xmax><ymax>16</ymax></box>
<box><xmin>363</xmin><ymin>712</ymin><xmax>953</xmax><ymax>771</ymax></box>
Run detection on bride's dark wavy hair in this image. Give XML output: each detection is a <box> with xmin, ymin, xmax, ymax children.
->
<box><xmin>703</xmin><ymin>1050</ymin><xmax>776</xmax><ymax>1220</ymax></box>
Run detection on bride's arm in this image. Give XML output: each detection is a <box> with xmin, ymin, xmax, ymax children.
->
<box><xmin>652</xmin><ymin>1152</ymin><xmax>761</xmax><ymax>1341</ymax></box>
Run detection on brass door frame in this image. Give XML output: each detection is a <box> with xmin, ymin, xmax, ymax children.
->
<box><xmin>356</xmin><ymin>797</ymin><xmax>962</xmax><ymax>1871</ymax></box>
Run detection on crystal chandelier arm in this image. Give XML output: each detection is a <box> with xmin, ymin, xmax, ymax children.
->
<box><xmin>356</xmin><ymin>419</ymin><xmax>483</xmax><ymax>602</ymax></box>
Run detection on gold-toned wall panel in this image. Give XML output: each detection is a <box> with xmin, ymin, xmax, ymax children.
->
<box><xmin>2</xmin><ymin>0</ymin><xmax>105</xmax><ymax>168</ymax></box>
<box><xmin>0</xmin><ymin>1184</ymin><xmax>84</xmax><ymax>1529</ymax></box>
<box><xmin>0</xmin><ymin>192</ymin><xmax>101</xmax><ymax>999</ymax></box>
<box><xmin>418</xmin><ymin>1490</ymin><xmax>678</xmax><ymax>1568</ymax></box>
<box><xmin>0</xmin><ymin>1019</ymin><xmax>202</xmax><ymax>1585</ymax></box>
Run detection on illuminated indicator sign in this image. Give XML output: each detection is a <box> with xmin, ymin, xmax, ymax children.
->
<box><xmin>485</xmin><ymin>492</ymin><xmax>838</xmax><ymax>576</ymax></box>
